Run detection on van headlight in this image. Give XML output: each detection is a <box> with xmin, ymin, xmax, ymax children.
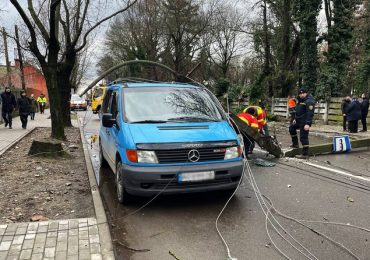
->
<box><xmin>224</xmin><ymin>146</ymin><xmax>241</xmax><ymax>160</ymax></box>
<box><xmin>137</xmin><ymin>150</ymin><xmax>158</xmax><ymax>163</ymax></box>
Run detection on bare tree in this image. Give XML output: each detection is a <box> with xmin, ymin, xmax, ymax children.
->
<box><xmin>210</xmin><ymin>4</ymin><xmax>245</xmax><ymax>78</ymax></box>
<box><xmin>10</xmin><ymin>0</ymin><xmax>137</xmax><ymax>138</ymax></box>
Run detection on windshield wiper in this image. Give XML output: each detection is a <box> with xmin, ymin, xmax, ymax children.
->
<box><xmin>130</xmin><ymin>120</ymin><xmax>169</xmax><ymax>124</ymax></box>
<box><xmin>167</xmin><ymin>116</ymin><xmax>219</xmax><ymax>122</ymax></box>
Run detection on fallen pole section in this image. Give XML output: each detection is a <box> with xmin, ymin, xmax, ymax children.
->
<box><xmin>284</xmin><ymin>138</ymin><xmax>370</xmax><ymax>157</ymax></box>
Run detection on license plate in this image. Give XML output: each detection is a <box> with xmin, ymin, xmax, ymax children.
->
<box><xmin>178</xmin><ymin>171</ymin><xmax>215</xmax><ymax>183</ymax></box>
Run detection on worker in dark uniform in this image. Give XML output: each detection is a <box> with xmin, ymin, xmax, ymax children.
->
<box><xmin>289</xmin><ymin>87</ymin><xmax>315</xmax><ymax>159</ymax></box>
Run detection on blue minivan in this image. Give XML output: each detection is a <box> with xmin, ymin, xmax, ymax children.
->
<box><xmin>99</xmin><ymin>82</ymin><xmax>243</xmax><ymax>204</ymax></box>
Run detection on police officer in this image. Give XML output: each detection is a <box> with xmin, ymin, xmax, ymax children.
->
<box><xmin>289</xmin><ymin>87</ymin><xmax>315</xmax><ymax>159</ymax></box>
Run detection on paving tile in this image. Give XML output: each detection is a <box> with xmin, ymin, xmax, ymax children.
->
<box><xmin>56</xmin><ymin>241</ymin><xmax>67</xmax><ymax>252</ymax></box>
<box><xmin>0</xmin><ymin>251</ymin><xmax>8</xmax><ymax>259</ymax></box>
<box><xmin>34</xmin><ymin>233</ymin><xmax>47</xmax><ymax>245</ymax></box>
<box><xmin>45</xmin><ymin>237</ymin><xmax>57</xmax><ymax>248</ymax></box>
<box><xmin>6</xmin><ymin>224</ymin><xmax>18</xmax><ymax>232</ymax></box>
<box><xmin>90</xmin><ymin>243</ymin><xmax>101</xmax><ymax>254</ymax></box>
<box><xmin>8</xmin><ymin>244</ymin><xmax>22</xmax><ymax>255</ymax></box>
<box><xmin>36</xmin><ymin>225</ymin><xmax>48</xmax><ymax>233</ymax></box>
<box><xmin>4</xmin><ymin>231</ymin><xmax>15</xmax><ymax>236</ymax></box>
<box><xmin>0</xmin><ymin>225</ymin><xmax>8</xmax><ymax>229</ymax></box>
<box><xmin>25</xmin><ymin>234</ymin><xmax>36</xmax><ymax>240</ymax></box>
<box><xmin>67</xmin><ymin>254</ymin><xmax>79</xmax><ymax>260</ymax></box>
<box><xmin>15</xmin><ymin>227</ymin><xmax>27</xmax><ymax>235</ymax></box>
<box><xmin>19</xmin><ymin>249</ymin><xmax>32</xmax><ymax>259</ymax></box>
<box><xmin>57</xmin><ymin>231</ymin><xmax>68</xmax><ymax>242</ymax></box>
<box><xmin>48</xmin><ymin>222</ymin><xmax>59</xmax><ymax>231</ymax></box>
<box><xmin>44</xmin><ymin>247</ymin><xmax>56</xmax><ymax>258</ymax></box>
<box><xmin>0</xmin><ymin>228</ymin><xmax>6</xmax><ymax>236</ymax></box>
<box><xmin>1</xmin><ymin>236</ymin><xmax>14</xmax><ymax>242</ymax></box>
<box><xmin>47</xmin><ymin>231</ymin><xmax>57</xmax><ymax>238</ymax></box>
<box><xmin>88</xmin><ymin>225</ymin><xmax>99</xmax><ymax>235</ymax></box>
<box><xmin>87</xmin><ymin>218</ymin><xmax>97</xmax><ymax>226</ymax></box>
<box><xmin>79</xmin><ymin>249</ymin><xmax>91</xmax><ymax>260</ymax></box>
<box><xmin>55</xmin><ymin>251</ymin><xmax>67</xmax><ymax>260</ymax></box>
<box><xmin>91</xmin><ymin>253</ymin><xmax>103</xmax><ymax>260</ymax></box>
<box><xmin>21</xmin><ymin>239</ymin><xmax>34</xmax><ymax>250</ymax></box>
<box><xmin>0</xmin><ymin>241</ymin><xmax>12</xmax><ymax>251</ymax></box>
<box><xmin>12</xmin><ymin>235</ymin><xmax>25</xmax><ymax>245</ymax></box>
<box><xmin>79</xmin><ymin>239</ymin><xmax>89</xmax><ymax>250</ymax></box>
<box><xmin>69</xmin><ymin>220</ymin><xmax>79</xmax><ymax>229</ymax></box>
<box><xmin>89</xmin><ymin>234</ymin><xmax>100</xmax><ymax>244</ymax></box>
<box><xmin>67</xmin><ymin>244</ymin><xmax>78</xmax><ymax>255</ymax></box>
<box><xmin>32</xmin><ymin>243</ymin><xmax>45</xmax><ymax>254</ymax></box>
<box><xmin>30</xmin><ymin>253</ymin><xmax>43</xmax><ymax>260</ymax></box>
<box><xmin>79</xmin><ymin>230</ymin><xmax>88</xmax><ymax>240</ymax></box>
<box><xmin>6</xmin><ymin>255</ymin><xmax>19</xmax><ymax>260</ymax></box>
<box><xmin>68</xmin><ymin>228</ymin><xmax>78</xmax><ymax>236</ymax></box>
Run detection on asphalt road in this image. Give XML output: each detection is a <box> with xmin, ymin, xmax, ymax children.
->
<box><xmin>78</xmin><ymin>110</ymin><xmax>370</xmax><ymax>260</ymax></box>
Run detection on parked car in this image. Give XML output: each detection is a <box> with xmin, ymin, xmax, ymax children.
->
<box><xmin>70</xmin><ymin>94</ymin><xmax>87</xmax><ymax>111</ymax></box>
<box><xmin>91</xmin><ymin>85</ymin><xmax>106</xmax><ymax>114</ymax></box>
<box><xmin>99</xmin><ymin>82</ymin><xmax>244</xmax><ymax>204</ymax></box>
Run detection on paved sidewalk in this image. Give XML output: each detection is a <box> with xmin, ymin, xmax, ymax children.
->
<box><xmin>0</xmin><ymin>111</ymin><xmax>51</xmax><ymax>155</ymax></box>
<box><xmin>0</xmin><ymin>110</ymin><xmax>114</xmax><ymax>260</ymax></box>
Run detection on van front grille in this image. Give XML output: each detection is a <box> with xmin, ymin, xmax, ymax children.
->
<box><xmin>155</xmin><ymin>147</ymin><xmax>226</xmax><ymax>164</ymax></box>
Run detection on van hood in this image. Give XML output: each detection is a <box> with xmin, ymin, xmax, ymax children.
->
<box><xmin>128</xmin><ymin>121</ymin><xmax>237</xmax><ymax>144</ymax></box>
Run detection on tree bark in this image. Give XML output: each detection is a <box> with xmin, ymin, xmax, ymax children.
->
<box><xmin>44</xmin><ymin>67</ymin><xmax>65</xmax><ymax>139</ymax></box>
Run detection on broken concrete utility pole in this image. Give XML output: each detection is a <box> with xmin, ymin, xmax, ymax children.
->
<box><xmin>284</xmin><ymin>138</ymin><xmax>370</xmax><ymax>157</ymax></box>
<box><xmin>229</xmin><ymin>113</ymin><xmax>283</xmax><ymax>158</ymax></box>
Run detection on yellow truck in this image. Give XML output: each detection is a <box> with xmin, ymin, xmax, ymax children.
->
<box><xmin>91</xmin><ymin>85</ymin><xmax>107</xmax><ymax>114</ymax></box>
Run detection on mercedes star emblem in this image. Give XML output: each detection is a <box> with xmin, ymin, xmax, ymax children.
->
<box><xmin>188</xmin><ymin>149</ymin><xmax>200</xmax><ymax>162</ymax></box>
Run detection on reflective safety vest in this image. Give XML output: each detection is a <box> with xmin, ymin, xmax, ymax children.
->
<box><xmin>243</xmin><ymin>106</ymin><xmax>266</xmax><ymax>129</ymax></box>
<box><xmin>288</xmin><ymin>98</ymin><xmax>296</xmax><ymax>108</ymax></box>
<box><xmin>237</xmin><ymin>112</ymin><xmax>259</xmax><ymax>129</ymax></box>
<box><xmin>37</xmin><ymin>96</ymin><xmax>47</xmax><ymax>103</ymax></box>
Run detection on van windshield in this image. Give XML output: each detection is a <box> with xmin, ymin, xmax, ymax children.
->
<box><xmin>123</xmin><ymin>87</ymin><xmax>224</xmax><ymax>123</ymax></box>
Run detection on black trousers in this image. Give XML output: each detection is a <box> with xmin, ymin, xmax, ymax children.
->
<box><xmin>242</xmin><ymin>134</ymin><xmax>255</xmax><ymax>155</ymax></box>
<box><xmin>343</xmin><ymin>116</ymin><xmax>347</xmax><ymax>130</ymax></box>
<box><xmin>361</xmin><ymin>115</ymin><xmax>368</xmax><ymax>131</ymax></box>
<box><xmin>2</xmin><ymin>110</ymin><xmax>12</xmax><ymax>127</ymax></box>
<box><xmin>348</xmin><ymin>120</ymin><xmax>358</xmax><ymax>133</ymax></box>
<box><xmin>30</xmin><ymin>112</ymin><xmax>35</xmax><ymax>120</ymax></box>
<box><xmin>289</xmin><ymin>123</ymin><xmax>310</xmax><ymax>155</ymax></box>
<box><xmin>20</xmin><ymin>113</ymin><xmax>29</xmax><ymax>128</ymax></box>
<box><xmin>39</xmin><ymin>103</ymin><xmax>45</xmax><ymax>113</ymax></box>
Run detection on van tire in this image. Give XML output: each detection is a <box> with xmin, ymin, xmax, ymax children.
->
<box><xmin>116</xmin><ymin>161</ymin><xmax>133</xmax><ymax>204</ymax></box>
<box><xmin>99</xmin><ymin>140</ymin><xmax>109</xmax><ymax>168</ymax></box>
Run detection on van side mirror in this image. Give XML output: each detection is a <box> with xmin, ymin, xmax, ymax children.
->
<box><xmin>102</xmin><ymin>113</ymin><xmax>116</xmax><ymax>128</ymax></box>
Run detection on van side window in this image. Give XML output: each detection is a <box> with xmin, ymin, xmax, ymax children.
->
<box><xmin>102</xmin><ymin>90</ymin><xmax>113</xmax><ymax>113</ymax></box>
<box><xmin>111</xmin><ymin>92</ymin><xmax>118</xmax><ymax>119</ymax></box>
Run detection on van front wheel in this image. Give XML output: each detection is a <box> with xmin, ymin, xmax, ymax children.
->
<box><xmin>116</xmin><ymin>161</ymin><xmax>133</xmax><ymax>204</ymax></box>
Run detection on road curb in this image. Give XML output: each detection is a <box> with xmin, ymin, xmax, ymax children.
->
<box><xmin>0</xmin><ymin>127</ymin><xmax>37</xmax><ymax>156</ymax></box>
<box><xmin>78</xmin><ymin>118</ymin><xmax>115</xmax><ymax>260</ymax></box>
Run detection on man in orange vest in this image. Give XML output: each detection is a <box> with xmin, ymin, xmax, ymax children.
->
<box><xmin>243</xmin><ymin>106</ymin><xmax>269</xmax><ymax>136</ymax></box>
<box><xmin>237</xmin><ymin>111</ymin><xmax>259</xmax><ymax>156</ymax></box>
<box><xmin>287</xmin><ymin>95</ymin><xmax>297</xmax><ymax>125</ymax></box>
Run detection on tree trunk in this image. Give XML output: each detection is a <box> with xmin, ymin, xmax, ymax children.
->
<box><xmin>262</xmin><ymin>0</ymin><xmax>273</xmax><ymax>96</ymax></box>
<box><xmin>44</xmin><ymin>67</ymin><xmax>65</xmax><ymax>140</ymax></box>
<box><xmin>58</xmin><ymin>68</ymin><xmax>72</xmax><ymax>127</ymax></box>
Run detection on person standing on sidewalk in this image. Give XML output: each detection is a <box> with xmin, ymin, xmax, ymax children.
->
<box><xmin>346</xmin><ymin>96</ymin><xmax>362</xmax><ymax>133</ymax></box>
<box><xmin>1</xmin><ymin>86</ymin><xmax>17</xmax><ymax>129</ymax></box>
<box><xmin>29</xmin><ymin>94</ymin><xmax>38</xmax><ymax>120</ymax></box>
<box><xmin>288</xmin><ymin>95</ymin><xmax>297</xmax><ymax>125</ymax></box>
<box><xmin>360</xmin><ymin>93</ymin><xmax>369</xmax><ymax>132</ymax></box>
<box><xmin>17</xmin><ymin>90</ymin><xmax>31</xmax><ymax>129</ymax></box>
<box><xmin>37</xmin><ymin>93</ymin><xmax>47</xmax><ymax>114</ymax></box>
<box><xmin>341</xmin><ymin>96</ymin><xmax>350</xmax><ymax>131</ymax></box>
<box><xmin>289</xmin><ymin>87</ymin><xmax>315</xmax><ymax>159</ymax></box>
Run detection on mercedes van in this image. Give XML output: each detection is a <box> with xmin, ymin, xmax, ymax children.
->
<box><xmin>99</xmin><ymin>82</ymin><xmax>243</xmax><ymax>204</ymax></box>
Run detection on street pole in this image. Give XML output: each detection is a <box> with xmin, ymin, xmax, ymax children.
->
<box><xmin>15</xmin><ymin>25</ymin><xmax>26</xmax><ymax>90</ymax></box>
<box><xmin>2</xmin><ymin>27</ymin><xmax>11</xmax><ymax>87</ymax></box>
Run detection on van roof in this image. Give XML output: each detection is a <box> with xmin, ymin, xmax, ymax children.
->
<box><xmin>108</xmin><ymin>82</ymin><xmax>200</xmax><ymax>89</ymax></box>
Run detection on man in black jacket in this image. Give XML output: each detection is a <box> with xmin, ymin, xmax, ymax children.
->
<box><xmin>17</xmin><ymin>90</ymin><xmax>31</xmax><ymax>129</ymax></box>
<box><xmin>346</xmin><ymin>96</ymin><xmax>362</xmax><ymax>133</ymax></box>
<box><xmin>1</xmin><ymin>86</ymin><xmax>17</xmax><ymax>129</ymax></box>
<box><xmin>289</xmin><ymin>87</ymin><xmax>315</xmax><ymax>159</ymax></box>
<box><xmin>360</xmin><ymin>93</ymin><xmax>369</xmax><ymax>132</ymax></box>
